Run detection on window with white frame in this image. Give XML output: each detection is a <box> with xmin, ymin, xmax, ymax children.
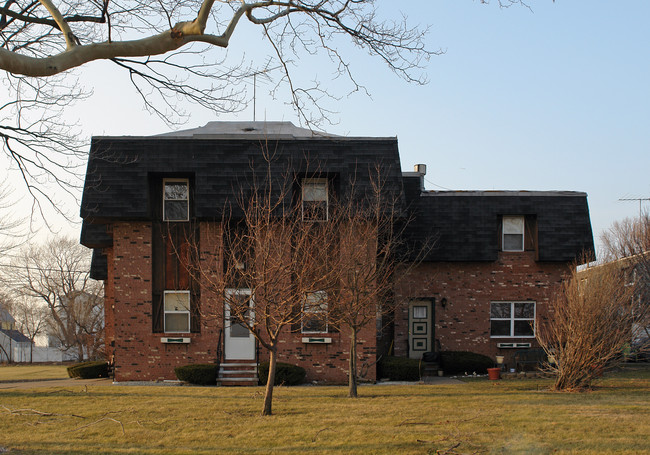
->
<box><xmin>302</xmin><ymin>179</ymin><xmax>328</xmax><ymax>221</ymax></box>
<box><xmin>164</xmin><ymin>291</ymin><xmax>190</xmax><ymax>333</ymax></box>
<box><xmin>490</xmin><ymin>301</ymin><xmax>535</xmax><ymax>337</ymax></box>
<box><xmin>502</xmin><ymin>216</ymin><xmax>524</xmax><ymax>252</ymax></box>
<box><xmin>163</xmin><ymin>179</ymin><xmax>189</xmax><ymax>221</ymax></box>
<box><xmin>302</xmin><ymin>291</ymin><xmax>328</xmax><ymax>333</ymax></box>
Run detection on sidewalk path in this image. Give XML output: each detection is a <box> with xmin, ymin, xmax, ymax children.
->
<box><xmin>0</xmin><ymin>375</ymin><xmax>464</xmax><ymax>390</ymax></box>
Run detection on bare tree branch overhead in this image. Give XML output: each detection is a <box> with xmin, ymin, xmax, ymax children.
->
<box><xmin>0</xmin><ymin>1</ymin><xmax>434</xmax><ymax>79</ymax></box>
<box><xmin>0</xmin><ymin>0</ymin><xmax>445</xmax><ymax>217</ymax></box>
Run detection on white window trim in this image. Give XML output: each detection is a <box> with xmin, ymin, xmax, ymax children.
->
<box><xmin>490</xmin><ymin>300</ymin><xmax>536</xmax><ymax>338</ymax></box>
<box><xmin>301</xmin><ymin>178</ymin><xmax>328</xmax><ymax>222</ymax></box>
<box><xmin>163</xmin><ymin>178</ymin><xmax>190</xmax><ymax>222</ymax></box>
<box><xmin>502</xmin><ymin>215</ymin><xmax>525</xmax><ymax>252</ymax></box>
<box><xmin>164</xmin><ymin>290</ymin><xmax>191</xmax><ymax>334</ymax></box>
<box><xmin>301</xmin><ymin>291</ymin><xmax>328</xmax><ymax>334</ymax></box>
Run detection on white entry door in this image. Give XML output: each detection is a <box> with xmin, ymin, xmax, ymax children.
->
<box><xmin>224</xmin><ymin>289</ymin><xmax>256</xmax><ymax>360</ymax></box>
<box><xmin>408</xmin><ymin>300</ymin><xmax>433</xmax><ymax>359</ymax></box>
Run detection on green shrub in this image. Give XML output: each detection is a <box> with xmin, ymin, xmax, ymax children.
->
<box><xmin>258</xmin><ymin>361</ymin><xmax>306</xmax><ymax>386</ymax></box>
<box><xmin>439</xmin><ymin>351</ymin><xmax>493</xmax><ymax>375</ymax></box>
<box><xmin>174</xmin><ymin>364</ymin><xmax>219</xmax><ymax>385</ymax></box>
<box><xmin>67</xmin><ymin>361</ymin><xmax>109</xmax><ymax>379</ymax></box>
<box><xmin>377</xmin><ymin>356</ymin><xmax>420</xmax><ymax>381</ymax></box>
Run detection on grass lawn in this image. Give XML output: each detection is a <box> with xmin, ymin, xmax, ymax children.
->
<box><xmin>0</xmin><ymin>364</ymin><xmax>70</xmax><ymax>381</ymax></box>
<box><xmin>1</xmin><ymin>365</ymin><xmax>648</xmax><ymax>454</ymax></box>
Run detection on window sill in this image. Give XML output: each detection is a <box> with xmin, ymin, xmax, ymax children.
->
<box><xmin>160</xmin><ymin>337</ymin><xmax>191</xmax><ymax>344</ymax></box>
<box><xmin>301</xmin><ymin>336</ymin><xmax>332</xmax><ymax>344</ymax></box>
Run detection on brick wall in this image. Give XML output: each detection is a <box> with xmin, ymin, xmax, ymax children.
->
<box><xmin>104</xmin><ymin>247</ymin><xmax>115</xmax><ymax>360</ymax></box>
<box><xmin>394</xmin><ymin>251</ymin><xmax>568</xmax><ymax>366</ymax></box>
<box><xmin>109</xmin><ymin>221</ymin><xmax>375</xmax><ymax>383</ymax></box>
<box><xmin>256</xmin><ymin>322</ymin><xmax>376</xmax><ymax>384</ymax></box>
<box><xmin>112</xmin><ymin>222</ymin><xmax>221</xmax><ymax>381</ymax></box>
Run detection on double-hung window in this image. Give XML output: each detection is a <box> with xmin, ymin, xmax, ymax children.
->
<box><xmin>490</xmin><ymin>301</ymin><xmax>535</xmax><ymax>337</ymax></box>
<box><xmin>302</xmin><ymin>179</ymin><xmax>328</xmax><ymax>221</ymax></box>
<box><xmin>502</xmin><ymin>216</ymin><xmax>524</xmax><ymax>252</ymax></box>
<box><xmin>302</xmin><ymin>291</ymin><xmax>328</xmax><ymax>333</ymax></box>
<box><xmin>164</xmin><ymin>291</ymin><xmax>191</xmax><ymax>333</ymax></box>
<box><xmin>163</xmin><ymin>179</ymin><xmax>189</xmax><ymax>221</ymax></box>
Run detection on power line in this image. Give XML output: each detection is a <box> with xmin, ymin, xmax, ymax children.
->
<box><xmin>0</xmin><ymin>262</ymin><xmax>91</xmax><ymax>274</ymax></box>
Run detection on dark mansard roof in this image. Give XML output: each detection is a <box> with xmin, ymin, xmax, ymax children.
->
<box><xmin>80</xmin><ymin>121</ymin><xmax>403</xmax><ymax>246</ymax></box>
<box><xmin>401</xmin><ymin>174</ymin><xmax>595</xmax><ymax>262</ymax></box>
<box><xmin>80</xmin><ymin>121</ymin><xmax>595</xmax><ymax>278</ymax></box>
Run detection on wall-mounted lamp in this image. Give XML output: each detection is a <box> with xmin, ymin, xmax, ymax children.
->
<box><xmin>440</xmin><ymin>298</ymin><xmax>448</xmax><ymax>308</ymax></box>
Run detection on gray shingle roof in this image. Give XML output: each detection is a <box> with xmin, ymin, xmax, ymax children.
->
<box><xmin>402</xmin><ymin>175</ymin><xmax>595</xmax><ymax>262</ymax></box>
<box><xmin>0</xmin><ymin>328</ymin><xmax>31</xmax><ymax>343</ymax></box>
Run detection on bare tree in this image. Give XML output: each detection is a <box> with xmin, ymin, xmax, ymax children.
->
<box><xmin>327</xmin><ymin>170</ymin><xmax>409</xmax><ymax>398</ymax></box>
<box><xmin>6</xmin><ymin>236</ymin><xmax>104</xmax><ymax>361</ymax></box>
<box><xmin>0</xmin><ymin>182</ymin><xmax>27</xmax><ymax>254</ymax></box>
<box><xmin>536</xmin><ymin>262</ymin><xmax>642</xmax><ymax>391</ymax></box>
<box><xmin>1</xmin><ymin>0</ymin><xmax>445</xmax><ymax>216</ymax></box>
<box><xmin>185</xmin><ymin>158</ymin><xmax>337</xmax><ymax>416</ymax></box>
<box><xmin>600</xmin><ymin>210</ymin><xmax>650</xmax><ymax>359</ymax></box>
<box><xmin>10</xmin><ymin>295</ymin><xmax>49</xmax><ymax>362</ymax></box>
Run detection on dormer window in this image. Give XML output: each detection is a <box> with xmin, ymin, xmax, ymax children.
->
<box><xmin>502</xmin><ymin>216</ymin><xmax>524</xmax><ymax>252</ymax></box>
<box><xmin>302</xmin><ymin>178</ymin><xmax>328</xmax><ymax>221</ymax></box>
<box><xmin>163</xmin><ymin>179</ymin><xmax>189</xmax><ymax>221</ymax></box>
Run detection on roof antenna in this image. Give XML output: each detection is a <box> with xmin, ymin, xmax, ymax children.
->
<box><xmin>248</xmin><ymin>61</ymin><xmax>281</xmax><ymax>122</ymax></box>
<box><xmin>619</xmin><ymin>197</ymin><xmax>650</xmax><ymax>218</ymax></box>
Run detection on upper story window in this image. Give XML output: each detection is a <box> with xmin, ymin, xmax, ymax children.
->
<box><xmin>502</xmin><ymin>216</ymin><xmax>524</xmax><ymax>252</ymax></box>
<box><xmin>302</xmin><ymin>178</ymin><xmax>328</xmax><ymax>222</ymax></box>
<box><xmin>163</xmin><ymin>179</ymin><xmax>189</xmax><ymax>221</ymax></box>
<box><xmin>302</xmin><ymin>291</ymin><xmax>328</xmax><ymax>333</ymax></box>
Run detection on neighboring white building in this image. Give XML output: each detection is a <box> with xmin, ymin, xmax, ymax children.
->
<box><xmin>0</xmin><ymin>328</ymin><xmax>31</xmax><ymax>362</ymax></box>
<box><xmin>0</xmin><ymin>303</ymin><xmax>76</xmax><ymax>363</ymax></box>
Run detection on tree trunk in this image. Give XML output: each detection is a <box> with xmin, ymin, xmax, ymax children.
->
<box><xmin>348</xmin><ymin>328</ymin><xmax>358</xmax><ymax>398</ymax></box>
<box><xmin>262</xmin><ymin>346</ymin><xmax>278</xmax><ymax>416</ymax></box>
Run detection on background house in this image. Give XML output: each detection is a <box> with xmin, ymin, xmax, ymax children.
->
<box><xmin>0</xmin><ymin>304</ymin><xmax>32</xmax><ymax>362</ymax></box>
<box><xmin>81</xmin><ymin>121</ymin><xmax>594</xmax><ymax>382</ymax></box>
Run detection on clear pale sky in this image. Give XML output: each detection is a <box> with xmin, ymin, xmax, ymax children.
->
<box><xmin>8</xmin><ymin>1</ymin><xmax>650</xmax><ymax>256</ymax></box>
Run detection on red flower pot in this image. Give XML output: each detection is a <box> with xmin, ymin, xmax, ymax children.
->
<box><xmin>487</xmin><ymin>368</ymin><xmax>501</xmax><ymax>380</ymax></box>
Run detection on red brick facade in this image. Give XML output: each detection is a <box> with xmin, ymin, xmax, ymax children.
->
<box><xmin>105</xmin><ymin>221</ymin><xmax>565</xmax><ymax>381</ymax></box>
<box><xmin>104</xmin><ymin>221</ymin><xmax>375</xmax><ymax>383</ymax></box>
<box><xmin>394</xmin><ymin>251</ymin><xmax>568</xmax><ymax>367</ymax></box>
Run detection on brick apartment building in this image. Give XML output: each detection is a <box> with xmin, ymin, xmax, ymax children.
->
<box><xmin>80</xmin><ymin>121</ymin><xmax>594</xmax><ymax>383</ymax></box>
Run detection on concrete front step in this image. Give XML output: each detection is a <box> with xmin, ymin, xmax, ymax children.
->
<box><xmin>218</xmin><ymin>360</ymin><xmax>258</xmax><ymax>386</ymax></box>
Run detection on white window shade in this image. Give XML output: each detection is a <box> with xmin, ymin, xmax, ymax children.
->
<box><xmin>503</xmin><ymin>216</ymin><xmax>524</xmax><ymax>252</ymax></box>
<box><xmin>302</xmin><ymin>179</ymin><xmax>328</xmax><ymax>221</ymax></box>
<box><xmin>164</xmin><ymin>291</ymin><xmax>190</xmax><ymax>333</ymax></box>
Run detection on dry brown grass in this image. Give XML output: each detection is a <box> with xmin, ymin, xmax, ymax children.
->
<box><xmin>0</xmin><ymin>365</ymin><xmax>648</xmax><ymax>454</ymax></box>
<box><xmin>0</xmin><ymin>364</ymin><xmax>69</xmax><ymax>381</ymax></box>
